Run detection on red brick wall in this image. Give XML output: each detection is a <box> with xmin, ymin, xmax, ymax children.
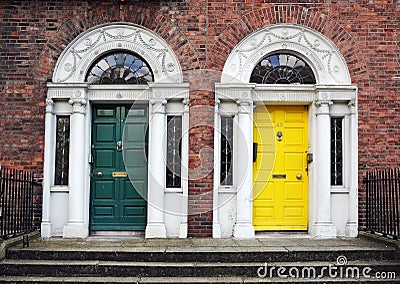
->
<box><xmin>0</xmin><ymin>0</ymin><xmax>399</xmax><ymax>235</ymax></box>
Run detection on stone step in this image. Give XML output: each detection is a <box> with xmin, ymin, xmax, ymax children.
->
<box><xmin>5</xmin><ymin>246</ymin><xmax>397</xmax><ymax>263</ymax></box>
<box><xmin>0</xmin><ymin>276</ymin><xmax>399</xmax><ymax>283</ymax></box>
<box><xmin>1</xmin><ymin>259</ymin><xmax>399</xmax><ymax>278</ymax></box>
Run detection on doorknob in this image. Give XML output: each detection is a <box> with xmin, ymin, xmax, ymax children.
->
<box><xmin>116</xmin><ymin>141</ymin><xmax>122</xmax><ymax>152</ymax></box>
<box><xmin>296</xmin><ymin>173</ymin><xmax>302</xmax><ymax>180</ymax></box>
<box><xmin>97</xmin><ymin>171</ymin><xmax>103</xmax><ymax>177</ymax></box>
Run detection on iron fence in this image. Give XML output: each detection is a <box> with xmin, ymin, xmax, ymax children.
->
<box><xmin>363</xmin><ymin>168</ymin><xmax>400</xmax><ymax>239</ymax></box>
<box><xmin>0</xmin><ymin>166</ymin><xmax>36</xmax><ymax>239</ymax></box>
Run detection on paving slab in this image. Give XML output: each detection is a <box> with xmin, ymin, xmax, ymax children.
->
<box><xmin>16</xmin><ymin>235</ymin><xmax>398</xmax><ymax>254</ymax></box>
<box><xmin>190</xmin><ymin>238</ymin><xmax>239</xmax><ymax>247</ymax></box>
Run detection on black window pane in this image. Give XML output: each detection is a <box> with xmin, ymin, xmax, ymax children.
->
<box><xmin>250</xmin><ymin>53</ymin><xmax>316</xmax><ymax>84</ymax></box>
<box><xmin>166</xmin><ymin>116</ymin><xmax>182</xmax><ymax>188</ymax></box>
<box><xmin>54</xmin><ymin>116</ymin><xmax>70</xmax><ymax>185</ymax></box>
<box><xmin>331</xmin><ymin>117</ymin><xmax>343</xmax><ymax>186</ymax></box>
<box><xmin>86</xmin><ymin>52</ymin><xmax>154</xmax><ymax>85</ymax></box>
<box><xmin>221</xmin><ymin>116</ymin><xmax>233</xmax><ymax>185</ymax></box>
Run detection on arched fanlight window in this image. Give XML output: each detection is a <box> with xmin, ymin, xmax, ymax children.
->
<box><xmin>250</xmin><ymin>53</ymin><xmax>316</xmax><ymax>84</ymax></box>
<box><xmin>86</xmin><ymin>51</ymin><xmax>154</xmax><ymax>84</ymax></box>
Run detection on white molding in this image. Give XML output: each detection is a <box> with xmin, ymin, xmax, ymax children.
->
<box><xmin>221</xmin><ymin>24</ymin><xmax>351</xmax><ymax>85</ymax></box>
<box><xmin>47</xmin><ymin>83</ymin><xmax>190</xmax><ymax>102</ymax></box>
<box><xmin>215</xmin><ymin>83</ymin><xmax>357</xmax><ymax>103</ymax></box>
<box><xmin>53</xmin><ymin>23</ymin><xmax>183</xmax><ymax>84</ymax></box>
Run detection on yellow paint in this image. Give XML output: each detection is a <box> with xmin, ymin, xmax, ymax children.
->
<box><xmin>253</xmin><ymin>105</ymin><xmax>308</xmax><ymax>231</ymax></box>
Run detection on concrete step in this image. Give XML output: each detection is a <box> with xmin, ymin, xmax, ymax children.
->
<box><xmin>0</xmin><ymin>276</ymin><xmax>399</xmax><ymax>283</ymax></box>
<box><xmin>5</xmin><ymin>246</ymin><xmax>397</xmax><ymax>263</ymax></box>
<box><xmin>1</xmin><ymin>259</ymin><xmax>399</xmax><ymax>278</ymax></box>
<box><xmin>1</xmin><ymin>237</ymin><xmax>399</xmax><ymax>282</ymax></box>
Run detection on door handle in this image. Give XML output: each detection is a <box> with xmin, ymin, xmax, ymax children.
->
<box><xmin>296</xmin><ymin>173</ymin><xmax>302</xmax><ymax>180</ymax></box>
<box><xmin>97</xmin><ymin>171</ymin><xmax>103</xmax><ymax>177</ymax></box>
<box><xmin>117</xmin><ymin>141</ymin><xmax>122</xmax><ymax>152</ymax></box>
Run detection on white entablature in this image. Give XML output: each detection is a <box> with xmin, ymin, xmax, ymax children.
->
<box><xmin>53</xmin><ymin>23</ymin><xmax>183</xmax><ymax>84</ymax></box>
<box><xmin>221</xmin><ymin>24</ymin><xmax>351</xmax><ymax>85</ymax></box>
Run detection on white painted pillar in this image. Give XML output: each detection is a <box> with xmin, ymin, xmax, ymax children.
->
<box><xmin>41</xmin><ymin>98</ymin><xmax>55</xmax><ymax>238</ymax></box>
<box><xmin>145</xmin><ymin>99</ymin><xmax>167</xmax><ymax>238</ymax></box>
<box><xmin>314</xmin><ymin>99</ymin><xmax>336</xmax><ymax>237</ymax></box>
<box><xmin>179</xmin><ymin>98</ymin><xmax>189</xmax><ymax>238</ymax></box>
<box><xmin>63</xmin><ymin>91</ymin><xmax>88</xmax><ymax>238</ymax></box>
<box><xmin>212</xmin><ymin>99</ymin><xmax>222</xmax><ymax>238</ymax></box>
<box><xmin>346</xmin><ymin>99</ymin><xmax>358</xmax><ymax>237</ymax></box>
<box><xmin>233</xmin><ymin>98</ymin><xmax>255</xmax><ymax>238</ymax></box>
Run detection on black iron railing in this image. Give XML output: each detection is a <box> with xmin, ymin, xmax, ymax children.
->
<box><xmin>0</xmin><ymin>167</ymin><xmax>36</xmax><ymax>239</ymax></box>
<box><xmin>364</xmin><ymin>169</ymin><xmax>400</xmax><ymax>239</ymax></box>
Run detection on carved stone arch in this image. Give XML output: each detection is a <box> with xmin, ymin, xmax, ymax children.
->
<box><xmin>52</xmin><ymin>23</ymin><xmax>183</xmax><ymax>84</ymax></box>
<box><xmin>221</xmin><ymin>24</ymin><xmax>351</xmax><ymax>84</ymax></box>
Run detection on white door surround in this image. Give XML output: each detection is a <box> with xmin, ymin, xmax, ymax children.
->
<box><xmin>214</xmin><ymin>24</ymin><xmax>358</xmax><ymax>238</ymax></box>
<box><xmin>41</xmin><ymin>23</ymin><xmax>189</xmax><ymax>238</ymax></box>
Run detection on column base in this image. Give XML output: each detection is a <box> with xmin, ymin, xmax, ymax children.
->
<box><xmin>179</xmin><ymin>222</ymin><xmax>188</xmax><ymax>238</ymax></box>
<box><xmin>313</xmin><ymin>222</ymin><xmax>337</xmax><ymax>238</ymax></box>
<box><xmin>213</xmin><ymin>223</ymin><xmax>222</xmax><ymax>238</ymax></box>
<box><xmin>345</xmin><ymin>222</ymin><xmax>358</xmax><ymax>237</ymax></box>
<box><xmin>233</xmin><ymin>222</ymin><xmax>255</xmax><ymax>238</ymax></box>
<box><xmin>63</xmin><ymin>222</ymin><xmax>88</xmax><ymax>238</ymax></box>
<box><xmin>145</xmin><ymin>223</ymin><xmax>167</xmax><ymax>238</ymax></box>
<box><xmin>41</xmin><ymin>222</ymin><xmax>53</xmax><ymax>238</ymax></box>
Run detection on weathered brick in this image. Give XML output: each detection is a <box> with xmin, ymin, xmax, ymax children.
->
<box><xmin>1</xmin><ymin>0</ymin><xmax>399</xmax><ymax>235</ymax></box>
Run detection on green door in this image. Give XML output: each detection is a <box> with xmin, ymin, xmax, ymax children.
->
<box><xmin>90</xmin><ymin>105</ymin><xmax>148</xmax><ymax>231</ymax></box>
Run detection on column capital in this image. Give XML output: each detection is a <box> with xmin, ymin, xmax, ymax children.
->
<box><xmin>45</xmin><ymin>98</ymin><xmax>54</xmax><ymax>114</ymax></box>
<box><xmin>68</xmin><ymin>98</ymin><xmax>87</xmax><ymax>114</ymax></box>
<box><xmin>214</xmin><ymin>99</ymin><xmax>221</xmax><ymax>115</ymax></box>
<box><xmin>314</xmin><ymin>100</ymin><xmax>332</xmax><ymax>115</ymax></box>
<box><xmin>348</xmin><ymin>99</ymin><xmax>357</xmax><ymax>114</ymax></box>
<box><xmin>150</xmin><ymin>99</ymin><xmax>167</xmax><ymax>114</ymax></box>
<box><xmin>236</xmin><ymin>99</ymin><xmax>252</xmax><ymax>114</ymax></box>
<box><xmin>182</xmin><ymin>98</ymin><xmax>190</xmax><ymax>113</ymax></box>
<box><xmin>182</xmin><ymin>98</ymin><xmax>190</xmax><ymax>106</ymax></box>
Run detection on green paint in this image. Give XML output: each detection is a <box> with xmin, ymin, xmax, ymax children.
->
<box><xmin>90</xmin><ymin>105</ymin><xmax>148</xmax><ymax>231</ymax></box>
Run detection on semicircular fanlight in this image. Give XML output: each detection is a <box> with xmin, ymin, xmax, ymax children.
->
<box><xmin>250</xmin><ymin>53</ymin><xmax>316</xmax><ymax>84</ymax></box>
<box><xmin>86</xmin><ymin>52</ymin><xmax>154</xmax><ymax>85</ymax></box>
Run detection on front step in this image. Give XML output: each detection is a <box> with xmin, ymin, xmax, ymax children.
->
<box><xmin>1</xmin><ymin>237</ymin><xmax>399</xmax><ymax>283</ymax></box>
<box><xmin>1</xmin><ymin>259</ymin><xmax>399</xmax><ymax>279</ymax></box>
<box><xmin>5</xmin><ymin>246</ymin><xmax>397</xmax><ymax>262</ymax></box>
<box><xmin>0</xmin><ymin>260</ymin><xmax>400</xmax><ymax>278</ymax></box>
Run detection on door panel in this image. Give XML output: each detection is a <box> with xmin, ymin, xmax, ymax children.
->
<box><xmin>253</xmin><ymin>105</ymin><xmax>308</xmax><ymax>230</ymax></box>
<box><xmin>90</xmin><ymin>105</ymin><xmax>148</xmax><ymax>231</ymax></box>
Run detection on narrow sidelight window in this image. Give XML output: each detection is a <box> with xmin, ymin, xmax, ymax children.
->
<box><xmin>54</xmin><ymin>116</ymin><xmax>70</xmax><ymax>185</ymax></box>
<box><xmin>331</xmin><ymin>117</ymin><xmax>343</xmax><ymax>186</ymax></box>
<box><xmin>220</xmin><ymin>116</ymin><xmax>233</xmax><ymax>185</ymax></box>
<box><xmin>166</xmin><ymin>116</ymin><xmax>182</xmax><ymax>188</ymax></box>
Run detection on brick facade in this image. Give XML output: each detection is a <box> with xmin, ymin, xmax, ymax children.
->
<box><xmin>1</xmin><ymin>0</ymin><xmax>399</xmax><ymax>236</ymax></box>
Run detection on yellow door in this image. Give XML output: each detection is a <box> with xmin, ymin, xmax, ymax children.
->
<box><xmin>253</xmin><ymin>105</ymin><xmax>308</xmax><ymax>230</ymax></box>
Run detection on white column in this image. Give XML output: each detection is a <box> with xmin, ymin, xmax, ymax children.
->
<box><xmin>63</xmin><ymin>93</ymin><xmax>88</xmax><ymax>238</ymax></box>
<box><xmin>233</xmin><ymin>99</ymin><xmax>255</xmax><ymax>238</ymax></box>
<box><xmin>145</xmin><ymin>99</ymin><xmax>167</xmax><ymax>238</ymax></box>
<box><xmin>179</xmin><ymin>98</ymin><xmax>189</xmax><ymax>238</ymax></box>
<box><xmin>346</xmin><ymin>99</ymin><xmax>358</xmax><ymax>237</ymax></box>
<box><xmin>41</xmin><ymin>98</ymin><xmax>55</xmax><ymax>238</ymax></box>
<box><xmin>314</xmin><ymin>100</ymin><xmax>337</xmax><ymax>237</ymax></box>
<box><xmin>212</xmin><ymin>99</ymin><xmax>222</xmax><ymax>238</ymax></box>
